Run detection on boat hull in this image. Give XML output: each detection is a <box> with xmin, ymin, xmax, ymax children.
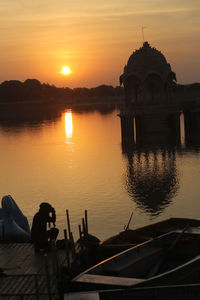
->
<box><xmin>71</xmin><ymin>228</ymin><xmax>200</xmax><ymax>292</ymax></box>
<box><xmin>77</xmin><ymin>218</ymin><xmax>200</xmax><ymax>269</ymax></box>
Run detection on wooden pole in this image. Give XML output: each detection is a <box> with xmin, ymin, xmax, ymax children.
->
<box><xmin>125</xmin><ymin>212</ymin><xmax>133</xmax><ymax>231</ymax></box>
<box><xmin>66</xmin><ymin>209</ymin><xmax>71</xmax><ymax>237</ymax></box>
<box><xmin>69</xmin><ymin>231</ymin><xmax>76</xmax><ymax>260</ymax></box>
<box><xmin>78</xmin><ymin>224</ymin><xmax>82</xmax><ymax>240</ymax></box>
<box><xmin>85</xmin><ymin>210</ymin><xmax>88</xmax><ymax>235</ymax></box>
<box><xmin>64</xmin><ymin>229</ymin><xmax>70</xmax><ymax>268</ymax></box>
<box><xmin>82</xmin><ymin>217</ymin><xmax>86</xmax><ymax>238</ymax></box>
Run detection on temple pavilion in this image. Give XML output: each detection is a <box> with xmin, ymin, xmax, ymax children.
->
<box><xmin>120</xmin><ymin>41</ymin><xmax>177</xmax><ymax>106</ymax></box>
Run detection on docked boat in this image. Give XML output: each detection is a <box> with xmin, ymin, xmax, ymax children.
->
<box><xmin>77</xmin><ymin>217</ymin><xmax>200</xmax><ymax>264</ymax></box>
<box><xmin>71</xmin><ymin>226</ymin><xmax>200</xmax><ymax>292</ymax></box>
<box><xmin>100</xmin><ymin>217</ymin><xmax>200</xmax><ymax>245</ymax></box>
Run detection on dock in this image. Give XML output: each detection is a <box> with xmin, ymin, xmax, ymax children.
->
<box><xmin>0</xmin><ymin>242</ymin><xmax>68</xmax><ymax>299</ymax></box>
<box><xmin>0</xmin><ymin>209</ymin><xmax>90</xmax><ymax>299</ymax></box>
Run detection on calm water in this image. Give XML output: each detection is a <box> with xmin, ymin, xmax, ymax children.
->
<box><xmin>0</xmin><ymin>104</ymin><xmax>200</xmax><ymax>241</ymax></box>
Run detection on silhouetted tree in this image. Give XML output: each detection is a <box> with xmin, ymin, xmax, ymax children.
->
<box><xmin>0</xmin><ymin>80</ymin><xmax>24</xmax><ymax>102</ymax></box>
<box><xmin>23</xmin><ymin>79</ymin><xmax>42</xmax><ymax>101</ymax></box>
<box><xmin>73</xmin><ymin>88</ymin><xmax>90</xmax><ymax>97</ymax></box>
<box><xmin>90</xmin><ymin>85</ymin><xmax>115</xmax><ymax>97</ymax></box>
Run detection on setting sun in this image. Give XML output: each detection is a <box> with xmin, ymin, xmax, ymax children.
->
<box><xmin>61</xmin><ymin>66</ymin><xmax>71</xmax><ymax>75</ymax></box>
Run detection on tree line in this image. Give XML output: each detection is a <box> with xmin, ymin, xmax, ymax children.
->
<box><xmin>0</xmin><ymin>79</ymin><xmax>124</xmax><ymax>103</ymax></box>
<box><xmin>0</xmin><ymin>78</ymin><xmax>199</xmax><ymax>104</ymax></box>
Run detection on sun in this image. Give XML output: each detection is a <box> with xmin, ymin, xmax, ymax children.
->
<box><xmin>61</xmin><ymin>66</ymin><xmax>71</xmax><ymax>75</ymax></box>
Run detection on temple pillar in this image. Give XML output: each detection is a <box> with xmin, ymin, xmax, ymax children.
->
<box><xmin>184</xmin><ymin>110</ymin><xmax>200</xmax><ymax>146</ymax></box>
<box><xmin>120</xmin><ymin>115</ymin><xmax>135</xmax><ymax>143</ymax></box>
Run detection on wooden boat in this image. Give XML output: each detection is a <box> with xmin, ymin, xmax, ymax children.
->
<box><xmin>100</xmin><ymin>217</ymin><xmax>200</xmax><ymax>245</ymax></box>
<box><xmin>71</xmin><ymin>226</ymin><xmax>200</xmax><ymax>292</ymax></box>
<box><xmin>78</xmin><ymin>218</ymin><xmax>200</xmax><ymax>264</ymax></box>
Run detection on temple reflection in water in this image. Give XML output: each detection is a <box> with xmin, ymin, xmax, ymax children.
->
<box><xmin>121</xmin><ymin>111</ymin><xmax>200</xmax><ymax>215</ymax></box>
<box><xmin>122</xmin><ymin>139</ymin><xmax>180</xmax><ymax>216</ymax></box>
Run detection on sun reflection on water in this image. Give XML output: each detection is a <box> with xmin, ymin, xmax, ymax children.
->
<box><xmin>65</xmin><ymin>111</ymin><xmax>73</xmax><ymax>143</ymax></box>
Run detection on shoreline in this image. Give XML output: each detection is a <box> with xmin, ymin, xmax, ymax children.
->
<box><xmin>0</xmin><ymin>96</ymin><xmax>124</xmax><ymax>106</ymax></box>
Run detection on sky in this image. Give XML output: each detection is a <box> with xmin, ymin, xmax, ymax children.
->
<box><xmin>0</xmin><ymin>0</ymin><xmax>200</xmax><ymax>88</ymax></box>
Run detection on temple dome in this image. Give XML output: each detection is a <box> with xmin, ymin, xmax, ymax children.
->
<box><xmin>120</xmin><ymin>41</ymin><xmax>176</xmax><ymax>105</ymax></box>
<box><xmin>121</xmin><ymin>41</ymin><xmax>175</xmax><ymax>83</ymax></box>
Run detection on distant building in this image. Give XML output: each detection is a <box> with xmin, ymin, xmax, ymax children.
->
<box><xmin>120</xmin><ymin>41</ymin><xmax>176</xmax><ymax>106</ymax></box>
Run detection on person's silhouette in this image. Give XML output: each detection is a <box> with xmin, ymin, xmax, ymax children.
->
<box><xmin>31</xmin><ymin>202</ymin><xmax>59</xmax><ymax>252</ymax></box>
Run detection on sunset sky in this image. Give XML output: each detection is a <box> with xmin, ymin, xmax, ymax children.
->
<box><xmin>0</xmin><ymin>0</ymin><xmax>200</xmax><ymax>88</ymax></box>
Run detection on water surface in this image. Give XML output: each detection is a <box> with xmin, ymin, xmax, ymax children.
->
<box><xmin>0</xmin><ymin>104</ymin><xmax>200</xmax><ymax>240</ymax></box>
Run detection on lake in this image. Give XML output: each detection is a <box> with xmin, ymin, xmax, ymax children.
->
<box><xmin>0</xmin><ymin>103</ymin><xmax>200</xmax><ymax>241</ymax></box>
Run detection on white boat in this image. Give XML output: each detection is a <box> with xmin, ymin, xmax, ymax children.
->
<box><xmin>71</xmin><ymin>226</ymin><xmax>200</xmax><ymax>291</ymax></box>
<box><xmin>0</xmin><ymin>195</ymin><xmax>31</xmax><ymax>242</ymax></box>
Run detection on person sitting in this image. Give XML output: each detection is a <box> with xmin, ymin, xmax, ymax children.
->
<box><xmin>31</xmin><ymin>202</ymin><xmax>59</xmax><ymax>252</ymax></box>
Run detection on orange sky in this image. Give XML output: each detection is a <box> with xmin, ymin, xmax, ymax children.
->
<box><xmin>0</xmin><ymin>0</ymin><xmax>200</xmax><ymax>87</ymax></box>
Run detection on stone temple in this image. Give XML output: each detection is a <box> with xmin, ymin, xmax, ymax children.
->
<box><xmin>120</xmin><ymin>41</ymin><xmax>177</xmax><ymax>106</ymax></box>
